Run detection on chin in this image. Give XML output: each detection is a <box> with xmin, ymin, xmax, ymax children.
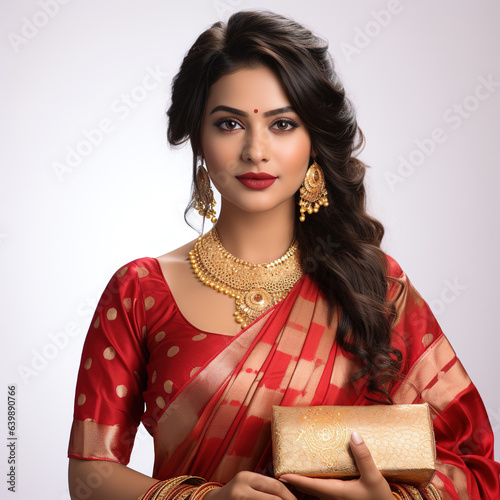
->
<box><xmin>225</xmin><ymin>197</ymin><xmax>296</xmax><ymax>216</ymax></box>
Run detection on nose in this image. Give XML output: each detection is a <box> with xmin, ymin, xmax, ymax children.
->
<box><xmin>241</xmin><ymin>127</ymin><xmax>270</xmax><ymax>164</ymax></box>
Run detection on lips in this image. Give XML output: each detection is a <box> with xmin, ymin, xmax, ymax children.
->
<box><xmin>236</xmin><ymin>172</ymin><xmax>277</xmax><ymax>190</ymax></box>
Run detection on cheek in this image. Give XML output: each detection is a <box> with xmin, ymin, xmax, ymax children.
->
<box><xmin>202</xmin><ymin>140</ymin><xmax>239</xmax><ymax>191</ymax></box>
<box><xmin>278</xmin><ymin>135</ymin><xmax>311</xmax><ymax>177</ymax></box>
<box><xmin>202</xmin><ymin>129</ymin><xmax>234</xmax><ymax>167</ymax></box>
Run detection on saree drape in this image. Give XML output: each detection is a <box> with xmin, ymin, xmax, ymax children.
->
<box><xmin>68</xmin><ymin>255</ymin><xmax>500</xmax><ymax>499</ymax></box>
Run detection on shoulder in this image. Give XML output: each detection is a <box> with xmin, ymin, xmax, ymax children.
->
<box><xmin>101</xmin><ymin>239</ymin><xmax>197</xmax><ymax>298</ymax></box>
<box><xmin>384</xmin><ymin>253</ymin><xmax>405</xmax><ymax>280</ymax></box>
<box><xmin>383</xmin><ymin>253</ymin><xmax>407</xmax><ymax>302</ymax></box>
<box><xmin>108</xmin><ymin>256</ymin><xmax>164</xmax><ymax>285</ymax></box>
<box><xmin>155</xmin><ymin>239</ymin><xmax>197</xmax><ymax>266</ymax></box>
<box><xmin>382</xmin><ymin>253</ymin><xmax>445</xmax><ymax>358</ymax></box>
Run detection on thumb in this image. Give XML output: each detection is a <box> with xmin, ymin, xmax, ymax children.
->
<box><xmin>350</xmin><ymin>430</ymin><xmax>382</xmax><ymax>484</ymax></box>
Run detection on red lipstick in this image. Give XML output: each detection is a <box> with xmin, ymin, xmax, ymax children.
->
<box><xmin>236</xmin><ymin>172</ymin><xmax>277</xmax><ymax>190</ymax></box>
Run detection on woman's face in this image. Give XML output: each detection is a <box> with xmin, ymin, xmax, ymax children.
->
<box><xmin>200</xmin><ymin>64</ymin><xmax>312</xmax><ymax>216</ymax></box>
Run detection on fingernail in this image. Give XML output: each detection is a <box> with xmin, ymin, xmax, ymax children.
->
<box><xmin>351</xmin><ymin>430</ymin><xmax>363</xmax><ymax>445</ymax></box>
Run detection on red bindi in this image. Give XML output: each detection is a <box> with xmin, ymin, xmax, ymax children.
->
<box><xmin>254</xmin><ymin>109</ymin><xmax>258</xmax><ymax>113</ymax></box>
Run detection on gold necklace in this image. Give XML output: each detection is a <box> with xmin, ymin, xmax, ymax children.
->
<box><xmin>189</xmin><ymin>228</ymin><xmax>303</xmax><ymax>328</ymax></box>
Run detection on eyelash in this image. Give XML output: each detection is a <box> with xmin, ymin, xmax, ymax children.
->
<box><xmin>213</xmin><ymin>117</ymin><xmax>300</xmax><ymax>132</ymax></box>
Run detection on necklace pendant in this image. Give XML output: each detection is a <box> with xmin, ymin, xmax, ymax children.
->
<box><xmin>235</xmin><ymin>288</ymin><xmax>273</xmax><ymax>326</ymax></box>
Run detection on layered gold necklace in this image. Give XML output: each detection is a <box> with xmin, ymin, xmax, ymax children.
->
<box><xmin>189</xmin><ymin>228</ymin><xmax>303</xmax><ymax>328</ymax></box>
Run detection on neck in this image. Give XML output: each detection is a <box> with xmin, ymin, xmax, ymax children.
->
<box><xmin>213</xmin><ymin>199</ymin><xmax>296</xmax><ymax>263</ymax></box>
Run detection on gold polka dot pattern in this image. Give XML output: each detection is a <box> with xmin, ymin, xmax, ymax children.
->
<box><xmin>116</xmin><ymin>385</ymin><xmax>128</xmax><ymax>398</ymax></box>
<box><xmin>167</xmin><ymin>346</ymin><xmax>180</xmax><ymax>357</ymax></box>
<box><xmin>116</xmin><ymin>266</ymin><xmax>128</xmax><ymax>277</ymax></box>
<box><xmin>155</xmin><ymin>331</ymin><xmax>166</xmax><ymax>342</ymax></box>
<box><xmin>192</xmin><ymin>333</ymin><xmax>207</xmax><ymax>341</ymax></box>
<box><xmin>103</xmin><ymin>347</ymin><xmax>116</xmax><ymax>360</ymax></box>
<box><xmin>71</xmin><ymin>258</ymin><xmax>253</xmax><ymax>466</ymax></box>
<box><xmin>422</xmin><ymin>334</ymin><xmax>434</xmax><ymax>348</ymax></box>
<box><xmin>106</xmin><ymin>308</ymin><xmax>117</xmax><ymax>320</ymax></box>
<box><xmin>137</xmin><ymin>267</ymin><xmax>149</xmax><ymax>278</ymax></box>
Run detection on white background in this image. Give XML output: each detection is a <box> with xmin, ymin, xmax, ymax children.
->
<box><xmin>1</xmin><ymin>0</ymin><xmax>499</xmax><ymax>498</ymax></box>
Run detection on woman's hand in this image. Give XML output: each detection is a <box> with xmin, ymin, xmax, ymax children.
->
<box><xmin>279</xmin><ymin>431</ymin><xmax>393</xmax><ymax>500</ymax></box>
<box><xmin>205</xmin><ymin>471</ymin><xmax>297</xmax><ymax>500</ymax></box>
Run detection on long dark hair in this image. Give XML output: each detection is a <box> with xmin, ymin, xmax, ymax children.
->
<box><xmin>167</xmin><ymin>10</ymin><xmax>402</xmax><ymax>402</ymax></box>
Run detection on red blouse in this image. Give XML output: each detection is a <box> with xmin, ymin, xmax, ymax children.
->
<box><xmin>68</xmin><ymin>257</ymin><xmax>236</xmax><ymax>463</ymax></box>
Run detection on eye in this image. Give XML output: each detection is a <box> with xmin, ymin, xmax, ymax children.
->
<box><xmin>214</xmin><ymin>118</ymin><xmax>242</xmax><ymax>131</ymax></box>
<box><xmin>272</xmin><ymin>119</ymin><xmax>299</xmax><ymax>131</ymax></box>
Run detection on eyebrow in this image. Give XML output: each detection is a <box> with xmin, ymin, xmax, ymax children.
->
<box><xmin>209</xmin><ymin>105</ymin><xmax>295</xmax><ymax>118</ymax></box>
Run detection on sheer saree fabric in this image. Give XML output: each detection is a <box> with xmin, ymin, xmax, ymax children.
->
<box><xmin>68</xmin><ymin>256</ymin><xmax>499</xmax><ymax>499</ymax></box>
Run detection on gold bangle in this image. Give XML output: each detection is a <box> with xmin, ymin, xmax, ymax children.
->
<box><xmin>404</xmin><ymin>484</ymin><xmax>423</xmax><ymax>499</ymax></box>
<box><xmin>177</xmin><ymin>486</ymin><xmax>197</xmax><ymax>500</ymax></box>
<box><xmin>158</xmin><ymin>484</ymin><xmax>195</xmax><ymax>500</ymax></box>
<box><xmin>157</xmin><ymin>477</ymin><xmax>206</xmax><ymax>500</ymax></box>
<box><xmin>425</xmin><ymin>484</ymin><xmax>442</xmax><ymax>500</ymax></box>
<box><xmin>392</xmin><ymin>485</ymin><xmax>412</xmax><ymax>500</ymax></box>
<box><xmin>139</xmin><ymin>476</ymin><xmax>206</xmax><ymax>500</ymax></box>
<box><xmin>137</xmin><ymin>481</ymin><xmax>165</xmax><ymax>500</ymax></box>
<box><xmin>190</xmin><ymin>482</ymin><xmax>223</xmax><ymax>500</ymax></box>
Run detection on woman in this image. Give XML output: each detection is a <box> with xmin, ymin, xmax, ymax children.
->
<box><xmin>67</xmin><ymin>10</ymin><xmax>499</xmax><ymax>500</ymax></box>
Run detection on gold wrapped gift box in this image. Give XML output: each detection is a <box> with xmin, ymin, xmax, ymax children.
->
<box><xmin>271</xmin><ymin>404</ymin><xmax>436</xmax><ymax>488</ymax></box>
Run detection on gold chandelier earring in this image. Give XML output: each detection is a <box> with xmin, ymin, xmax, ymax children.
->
<box><xmin>193</xmin><ymin>158</ymin><xmax>217</xmax><ymax>224</ymax></box>
<box><xmin>298</xmin><ymin>159</ymin><xmax>329</xmax><ymax>222</ymax></box>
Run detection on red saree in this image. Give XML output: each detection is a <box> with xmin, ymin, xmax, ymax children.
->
<box><xmin>68</xmin><ymin>255</ymin><xmax>500</xmax><ymax>499</ymax></box>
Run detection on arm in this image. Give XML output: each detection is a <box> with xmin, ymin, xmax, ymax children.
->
<box><xmin>68</xmin><ymin>262</ymin><xmax>152</xmax><ymax>497</ymax></box>
<box><xmin>69</xmin><ymin>459</ymin><xmax>298</xmax><ymax>500</ymax></box>
<box><xmin>68</xmin><ymin>458</ymin><xmax>160</xmax><ymax>500</ymax></box>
